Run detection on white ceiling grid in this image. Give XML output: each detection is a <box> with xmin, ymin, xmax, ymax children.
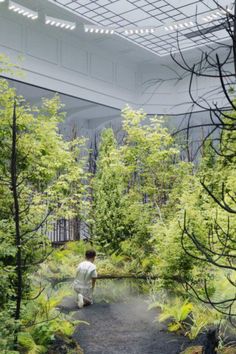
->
<box><xmin>52</xmin><ymin>0</ymin><xmax>233</xmax><ymax>56</ymax></box>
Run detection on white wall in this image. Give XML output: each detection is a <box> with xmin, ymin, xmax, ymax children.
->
<box><xmin>0</xmin><ymin>6</ymin><xmax>138</xmax><ymax>110</ymax></box>
<box><xmin>0</xmin><ymin>2</ymin><xmax>230</xmax><ymax>116</ymax></box>
<box><xmin>137</xmin><ymin>63</ymin><xmax>231</xmax><ymax>115</ymax></box>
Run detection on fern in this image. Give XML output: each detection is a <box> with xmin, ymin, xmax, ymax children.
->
<box><xmin>18</xmin><ymin>332</ymin><xmax>46</xmax><ymax>354</ymax></box>
<box><xmin>158</xmin><ymin>299</ymin><xmax>193</xmax><ymax>324</ymax></box>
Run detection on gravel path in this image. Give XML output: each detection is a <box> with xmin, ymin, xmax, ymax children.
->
<box><xmin>61</xmin><ymin>297</ymin><xmax>201</xmax><ymax>354</ymax></box>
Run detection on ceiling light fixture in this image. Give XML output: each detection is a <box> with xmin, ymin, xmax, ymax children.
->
<box><xmin>83</xmin><ymin>4</ymin><xmax>232</xmax><ymax>39</ymax></box>
<box><xmin>225</xmin><ymin>6</ymin><xmax>233</xmax><ymax>13</ymax></box>
<box><xmin>8</xmin><ymin>1</ymin><xmax>38</xmax><ymax>20</ymax></box>
<box><xmin>45</xmin><ymin>16</ymin><xmax>76</xmax><ymax>30</ymax></box>
<box><xmin>202</xmin><ymin>7</ymin><xmax>232</xmax><ymax>23</ymax></box>
<box><xmin>84</xmin><ymin>25</ymin><xmax>158</xmax><ymax>36</ymax></box>
<box><xmin>84</xmin><ymin>25</ymin><xmax>115</xmax><ymax>34</ymax></box>
<box><xmin>84</xmin><ymin>22</ymin><xmax>195</xmax><ymax>36</ymax></box>
<box><xmin>123</xmin><ymin>27</ymin><xmax>156</xmax><ymax>35</ymax></box>
<box><xmin>216</xmin><ymin>11</ymin><xmax>224</xmax><ymax>17</ymax></box>
<box><xmin>164</xmin><ymin>21</ymin><xmax>194</xmax><ymax>31</ymax></box>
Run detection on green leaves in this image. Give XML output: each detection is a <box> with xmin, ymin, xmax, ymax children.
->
<box><xmin>152</xmin><ymin>296</ymin><xmax>222</xmax><ymax>339</ymax></box>
<box><xmin>158</xmin><ymin>299</ymin><xmax>193</xmax><ymax>324</ymax></box>
<box><xmin>91</xmin><ymin>128</ymin><xmax>128</xmax><ymax>252</ymax></box>
<box><xmin>0</xmin><ymin>68</ymin><xmax>88</xmax><ymax>350</ymax></box>
<box><xmin>90</xmin><ymin>108</ymin><xmax>187</xmax><ymax>257</ymax></box>
<box><xmin>18</xmin><ymin>332</ymin><xmax>46</xmax><ymax>354</ymax></box>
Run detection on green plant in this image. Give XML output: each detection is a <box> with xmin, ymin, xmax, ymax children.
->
<box><xmin>150</xmin><ymin>296</ymin><xmax>223</xmax><ymax>339</ymax></box>
<box><xmin>187</xmin><ymin>305</ymin><xmax>221</xmax><ymax>340</ymax></box>
<box><xmin>90</xmin><ymin>128</ymin><xmax>128</xmax><ymax>252</ymax></box>
<box><xmin>18</xmin><ymin>332</ymin><xmax>46</xmax><ymax>354</ymax></box>
<box><xmin>155</xmin><ymin>298</ymin><xmax>193</xmax><ymax>332</ymax></box>
<box><xmin>0</xmin><ymin>55</ymin><xmax>88</xmax><ymax>350</ymax></box>
<box><xmin>18</xmin><ymin>282</ymin><xmax>88</xmax><ymax>354</ymax></box>
<box><xmin>17</xmin><ymin>314</ymin><xmax>87</xmax><ymax>354</ymax></box>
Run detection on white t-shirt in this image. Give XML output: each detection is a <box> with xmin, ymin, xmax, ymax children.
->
<box><xmin>75</xmin><ymin>260</ymin><xmax>97</xmax><ymax>289</ymax></box>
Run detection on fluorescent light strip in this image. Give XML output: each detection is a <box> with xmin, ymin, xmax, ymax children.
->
<box><xmin>83</xmin><ymin>3</ymin><xmax>233</xmax><ymax>50</ymax></box>
<box><xmin>84</xmin><ymin>22</ymin><xmax>195</xmax><ymax>36</ymax></box>
<box><xmin>8</xmin><ymin>1</ymin><xmax>38</xmax><ymax>20</ymax></box>
<box><xmin>84</xmin><ymin>11</ymin><xmax>226</xmax><ymax>36</ymax></box>
<box><xmin>84</xmin><ymin>25</ymin><xmax>115</xmax><ymax>34</ymax></box>
<box><xmin>45</xmin><ymin>16</ymin><xmax>76</xmax><ymax>30</ymax></box>
<box><xmin>164</xmin><ymin>20</ymin><xmax>196</xmax><ymax>32</ymax></box>
<box><xmin>124</xmin><ymin>27</ymin><xmax>155</xmax><ymax>35</ymax></box>
<box><xmin>202</xmin><ymin>7</ymin><xmax>233</xmax><ymax>22</ymax></box>
<box><xmin>85</xmin><ymin>26</ymin><xmax>156</xmax><ymax>35</ymax></box>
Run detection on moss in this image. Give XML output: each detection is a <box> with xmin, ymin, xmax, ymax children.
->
<box><xmin>217</xmin><ymin>348</ymin><xmax>236</xmax><ymax>354</ymax></box>
<box><xmin>181</xmin><ymin>346</ymin><xmax>236</xmax><ymax>354</ymax></box>
<box><xmin>180</xmin><ymin>346</ymin><xmax>203</xmax><ymax>354</ymax></box>
<box><xmin>46</xmin><ymin>335</ymin><xmax>83</xmax><ymax>354</ymax></box>
<box><xmin>67</xmin><ymin>345</ymin><xmax>84</xmax><ymax>354</ymax></box>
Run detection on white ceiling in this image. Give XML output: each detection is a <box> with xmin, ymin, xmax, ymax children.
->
<box><xmin>50</xmin><ymin>0</ymin><xmax>233</xmax><ymax>56</ymax></box>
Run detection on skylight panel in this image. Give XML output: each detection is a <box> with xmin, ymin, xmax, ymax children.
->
<box><xmin>50</xmin><ymin>0</ymin><xmax>233</xmax><ymax>56</ymax></box>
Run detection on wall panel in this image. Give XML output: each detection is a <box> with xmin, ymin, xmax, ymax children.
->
<box><xmin>90</xmin><ymin>53</ymin><xmax>113</xmax><ymax>83</ymax></box>
<box><xmin>61</xmin><ymin>42</ymin><xmax>88</xmax><ymax>75</ymax></box>
<box><xmin>26</xmin><ymin>29</ymin><xmax>58</xmax><ymax>65</ymax></box>
<box><xmin>116</xmin><ymin>63</ymin><xmax>135</xmax><ymax>91</ymax></box>
<box><xmin>0</xmin><ymin>17</ymin><xmax>23</xmax><ymax>51</ymax></box>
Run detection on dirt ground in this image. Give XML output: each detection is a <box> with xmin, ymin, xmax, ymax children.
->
<box><xmin>59</xmin><ymin>296</ymin><xmax>203</xmax><ymax>354</ymax></box>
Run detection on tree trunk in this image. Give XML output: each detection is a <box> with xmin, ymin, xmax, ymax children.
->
<box><xmin>234</xmin><ymin>0</ymin><xmax>236</xmax><ymax>77</ymax></box>
<box><xmin>11</xmin><ymin>102</ymin><xmax>22</xmax><ymax>322</ymax></box>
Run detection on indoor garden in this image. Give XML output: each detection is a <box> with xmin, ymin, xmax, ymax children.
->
<box><xmin>0</xmin><ymin>0</ymin><xmax>236</xmax><ymax>353</ymax></box>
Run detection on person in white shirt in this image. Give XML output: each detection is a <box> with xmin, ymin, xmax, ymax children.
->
<box><xmin>74</xmin><ymin>249</ymin><xmax>97</xmax><ymax>308</ymax></box>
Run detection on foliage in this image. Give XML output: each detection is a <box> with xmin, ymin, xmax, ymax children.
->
<box><xmin>179</xmin><ymin>115</ymin><xmax>236</xmax><ymax>316</ymax></box>
<box><xmin>90</xmin><ymin>107</ymin><xmax>190</xmax><ymax>261</ymax></box>
<box><xmin>180</xmin><ymin>346</ymin><xmax>203</xmax><ymax>354</ymax></box>
<box><xmin>151</xmin><ymin>298</ymin><xmax>193</xmax><ymax>333</ymax></box>
<box><xmin>89</xmin><ymin>106</ymin><xmax>236</xmax><ymax>338</ymax></box>
<box><xmin>169</xmin><ymin>8</ymin><xmax>236</xmax><ymax>326</ymax></box>
<box><xmin>36</xmin><ymin>241</ymin><xmax>132</xmax><ymax>304</ymax></box>
<box><xmin>16</xmin><ymin>266</ymin><xmax>88</xmax><ymax>354</ymax></box>
<box><xmin>146</xmin><ymin>117</ymin><xmax>236</xmax><ymax>319</ymax></box>
<box><xmin>1</xmin><ymin>51</ymin><xmax>235</xmax><ymax>352</ymax></box>
<box><xmin>0</xmin><ymin>53</ymin><xmax>23</xmax><ymax>77</ymax></box>
<box><xmin>0</xmin><ymin>56</ymin><xmax>88</xmax><ymax>351</ymax></box>
<box><xmin>150</xmin><ymin>296</ymin><xmax>221</xmax><ymax>339</ymax></box>
<box><xmin>17</xmin><ymin>292</ymin><xmax>85</xmax><ymax>354</ymax></box>
<box><xmin>90</xmin><ymin>129</ymin><xmax>128</xmax><ymax>252</ymax></box>
<box><xmin>18</xmin><ymin>332</ymin><xmax>46</xmax><ymax>354</ymax></box>
<box><xmin>159</xmin><ymin>299</ymin><xmax>193</xmax><ymax>331</ymax></box>
<box><xmin>40</xmin><ymin>241</ymin><xmax>88</xmax><ymax>282</ymax></box>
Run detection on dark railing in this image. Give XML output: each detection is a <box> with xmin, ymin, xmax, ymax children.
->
<box><xmin>47</xmin><ymin>218</ymin><xmax>80</xmax><ymax>244</ymax></box>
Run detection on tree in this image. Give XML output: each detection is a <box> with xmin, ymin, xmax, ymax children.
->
<box><xmin>0</xmin><ymin>67</ymin><xmax>87</xmax><ymax>349</ymax></box>
<box><xmin>118</xmin><ymin>108</ymin><xmax>186</xmax><ymax>269</ymax></box>
<box><xmin>168</xmin><ymin>0</ymin><xmax>236</xmax><ymax>323</ymax></box>
<box><xmin>181</xmin><ymin>112</ymin><xmax>236</xmax><ymax>320</ymax></box>
<box><xmin>90</xmin><ymin>128</ymin><xmax>127</xmax><ymax>252</ymax></box>
<box><xmin>91</xmin><ymin>108</ymin><xmax>190</xmax><ymax>265</ymax></box>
